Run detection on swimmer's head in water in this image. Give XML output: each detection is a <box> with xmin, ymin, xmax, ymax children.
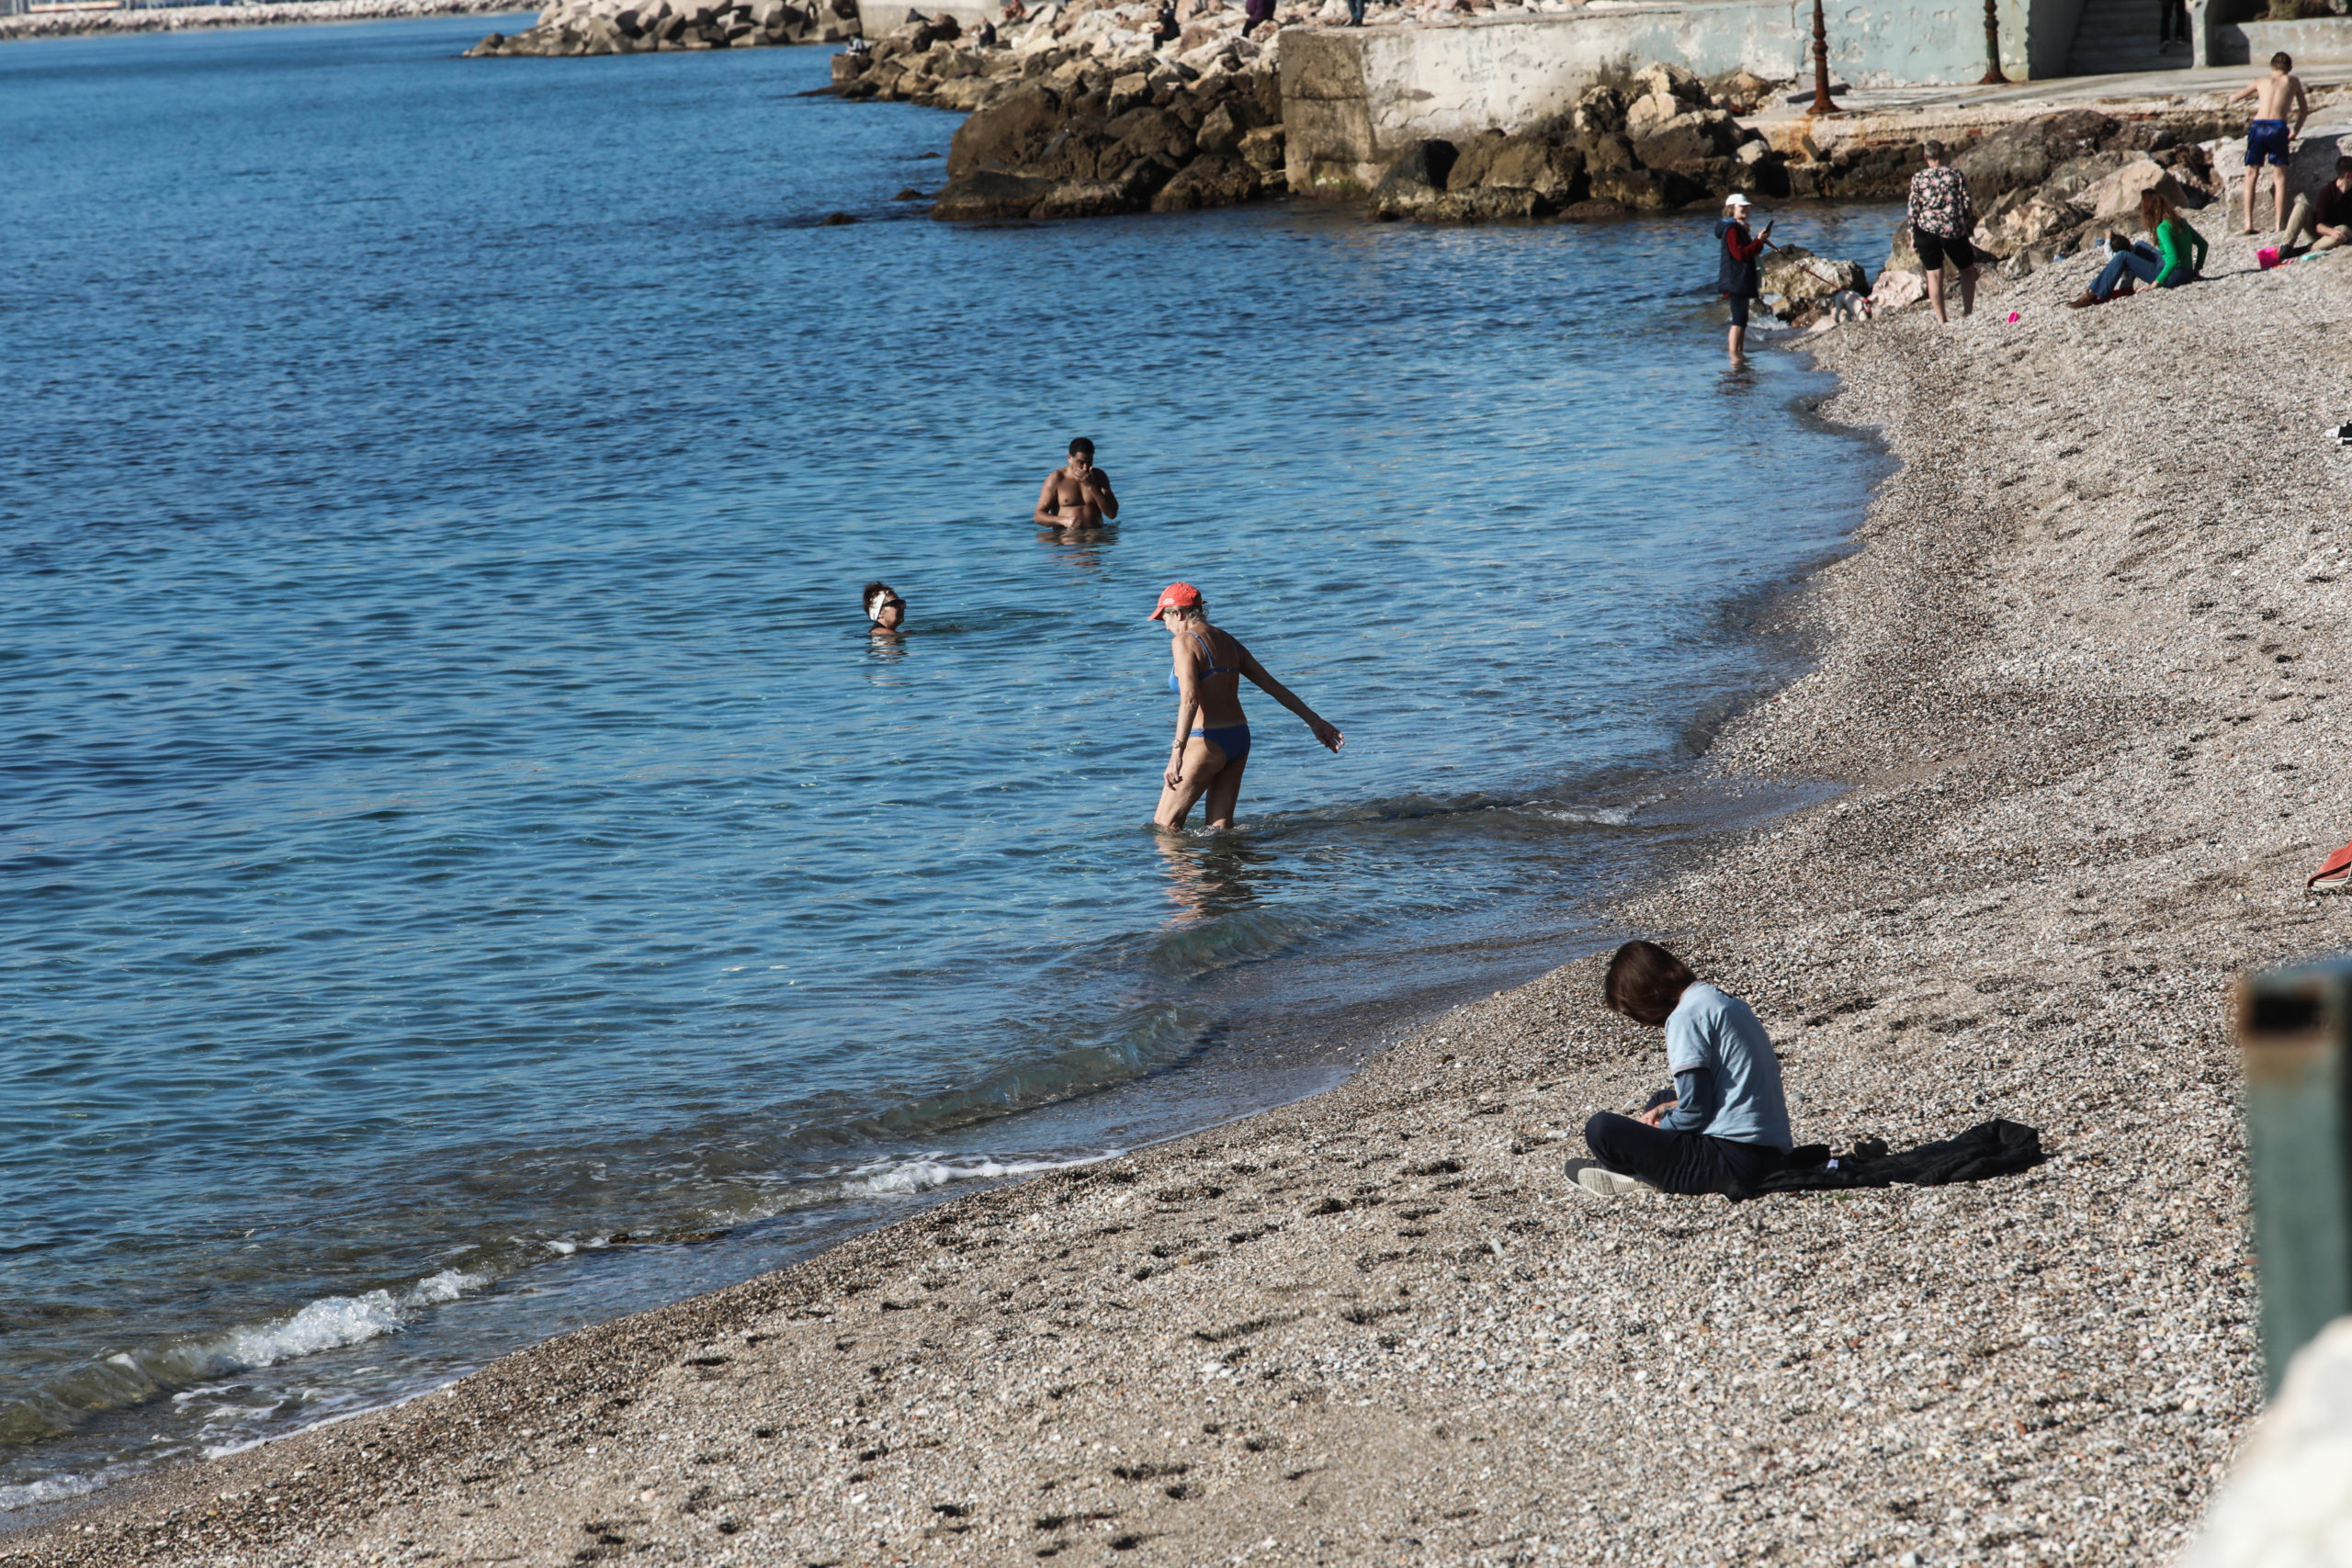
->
<box><xmin>864</xmin><ymin>581</ymin><xmax>905</xmax><ymax>628</ymax></box>
<box><xmin>1068</xmin><ymin>436</ymin><xmax>1095</xmax><ymax>472</ymax></box>
<box><xmin>1149</xmin><ymin>581</ymin><xmax>1204</xmax><ymax>623</ymax></box>
<box><xmin>1603</xmin><ymin>940</ymin><xmax>1698</xmax><ymax>1027</ymax></box>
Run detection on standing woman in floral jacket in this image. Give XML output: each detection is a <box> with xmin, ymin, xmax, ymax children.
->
<box><xmin>1715</xmin><ymin>193</ymin><xmax>1771</xmax><ymax>361</ymax></box>
<box><xmin>1908</xmin><ymin>140</ymin><xmax>1980</xmax><ymax>324</ymax></box>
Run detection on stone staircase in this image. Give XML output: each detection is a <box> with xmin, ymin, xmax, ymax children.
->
<box><xmin>2064</xmin><ymin>0</ymin><xmax>2195</xmax><ymax>75</ymax></box>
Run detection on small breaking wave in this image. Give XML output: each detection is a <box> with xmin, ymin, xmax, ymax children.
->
<box><xmin>833</xmin><ymin>1151</ymin><xmax>1112</xmax><ymax>1198</ymax></box>
<box><xmin>0</xmin><ymin>1265</ymin><xmax>493</xmax><ymax>1493</ymax></box>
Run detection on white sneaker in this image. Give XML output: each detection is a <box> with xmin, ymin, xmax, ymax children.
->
<box><xmin>1564</xmin><ymin>1158</ymin><xmax>1660</xmax><ymax>1198</ymax></box>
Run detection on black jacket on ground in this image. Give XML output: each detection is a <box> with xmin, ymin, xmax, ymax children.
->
<box><xmin>1737</xmin><ymin>1118</ymin><xmax>2043</xmax><ymax>1198</ymax></box>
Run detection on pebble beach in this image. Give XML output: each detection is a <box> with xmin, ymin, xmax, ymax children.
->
<box><xmin>7</xmin><ymin>226</ymin><xmax>2350</xmax><ymax>1567</ymax></box>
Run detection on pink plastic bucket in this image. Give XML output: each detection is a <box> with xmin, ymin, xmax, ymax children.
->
<box><xmin>2258</xmin><ymin>246</ymin><xmax>2282</xmax><ymax>269</ymax></box>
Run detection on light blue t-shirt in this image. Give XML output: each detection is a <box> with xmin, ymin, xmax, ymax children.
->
<box><xmin>1661</xmin><ymin>983</ymin><xmax>1792</xmax><ymax>1151</ymax></box>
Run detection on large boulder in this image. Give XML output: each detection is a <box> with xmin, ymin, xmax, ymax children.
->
<box><xmin>1369</xmin><ymin>138</ymin><xmax>1459</xmax><ymax>218</ymax></box>
<box><xmin>1588</xmin><ymin>166</ymin><xmax>1691</xmax><ymax>210</ymax></box>
<box><xmin>947</xmin><ymin>83</ymin><xmax>1068</xmax><ymax>176</ymax></box>
<box><xmin>932</xmin><ymin>168</ymin><xmax>1060</xmax><ymax>219</ymax></box>
<box><xmin>1030</xmin><ymin>156</ymin><xmax>1174</xmax><ymax>218</ymax></box>
<box><xmin>1631</xmin><ymin>108</ymin><xmax>1739</xmax><ymax>173</ymax></box>
<box><xmin>1105</xmin><ymin>104</ymin><xmax>1194</xmax><ymax>167</ymax></box>
<box><xmin>1481</xmin><ymin>134</ymin><xmax>1587</xmax><ymax>198</ymax></box>
<box><xmin>2075</xmin><ymin>157</ymin><xmax>2198</xmax><ymax>223</ymax></box>
<box><xmin>1151</xmin><ymin>152</ymin><xmax>1265</xmax><ymax>210</ymax></box>
<box><xmin>1761</xmin><ymin>245</ymin><xmax>1868</xmax><ymax>314</ymax></box>
<box><xmin>1236</xmin><ymin>125</ymin><xmax>1284</xmax><ymax>173</ymax></box>
<box><xmin>1581</xmin><ymin>130</ymin><xmax>1637</xmax><ymax>175</ymax></box>
<box><xmin>1444</xmin><ymin>129</ymin><xmax>1510</xmax><ymax>191</ymax></box>
<box><xmin>1951</xmin><ymin>109</ymin><xmax>2118</xmax><ymax>203</ymax></box>
<box><xmin>1572</xmin><ymin>84</ymin><xmax>1625</xmax><ymax>137</ymax></box>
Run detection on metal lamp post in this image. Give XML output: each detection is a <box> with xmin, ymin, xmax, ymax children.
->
<box><xmin>1980</xmin><ymin>0</ymin><xmax>2010</xmax><ymax>84</ymax></box>
<box><xmin>1808</xmin><ymin>0</ymin><xmax>1842</xmax><ymax>114</ymax></box>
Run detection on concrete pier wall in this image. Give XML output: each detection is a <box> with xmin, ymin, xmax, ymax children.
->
<box><xmin>1282</xmin><ymin>0</ymin><xmax>2039</xmax><ymax>191</ymax></box>
<box><xmin>2222</xmin><ymin>17</ymin><xmax>2352</xmax><ymax>66</ymax></box>
<box><xmin>855</xmin><ymin>0</ymin><xmax>990</xmax><ymax>30</ymax></box>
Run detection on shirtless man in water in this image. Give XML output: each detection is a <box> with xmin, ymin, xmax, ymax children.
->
<box><xmin>2231</xmin><ymin>52</ymin><xmax>2312</xmax><ymax>233</ymax></box>
<box><xmin>1034</xmin><ymin>437</ymin><xmax>1119</xmax><ymax>528</ymax></box>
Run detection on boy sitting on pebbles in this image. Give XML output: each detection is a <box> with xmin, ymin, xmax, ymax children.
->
<box><xmin>1569</xmin><ymin>942</ymin><xmax>1795</xmax><ymax>1198</ymax></box>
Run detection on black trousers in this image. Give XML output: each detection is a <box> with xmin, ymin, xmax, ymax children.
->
<box><xmin>1585</xmin><ymin>1111</ymin><xmax>1788</xmax><ymax>1196</ymax></box>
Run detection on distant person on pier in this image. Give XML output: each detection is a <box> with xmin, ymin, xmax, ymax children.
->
<box><xmin>1242</xmin><ymin>0</ymin><xmax>1274</xmax><ymax>34</ymax></box>
<box><xmin>1151</xmin><ymin>582</ymin><xmax>1342</xmax><ymax>830</ymax></box>
<box><xmin>1568</xmin><ymin>941</ymin><xmax>1794</xmax><ymax>1199</ymax></box>
<box><xmin>1034</xmin><ymin>437</ymin><xmax>1118</xmax><ymax>528</ymax></box>
<box><xmin>2230</xmin><ymin>52</ymin><xmax>2311</xmax><ymax>234</ymax></box>
<box><xmin>864</xmin><ymin>581</ymin><xmax>906</xmax><ymax>636</ymax></box>
<box><xmin>1714</xmin><ymin>193</ymin><xmax>1770</xmax><ymax>361</ymax></box>
<box><xmin>1152</xmin><ymin>0</ymin><xmax>1178</xmax><ymax>40</ymax></box>
<box><xmin>2284</xmin><ymin>155</ymin><xmax>2352</xmax><ymax>255</ymax></box>
<box><xmin>2066</xmin><ymin>190</ymin><xmax>2206</xmax><ymax>308</ymax></box>
<box><xmin>1907</xmin><ymin>140</ymin><xmax>1979</xmax><ymax>324</ymax></box>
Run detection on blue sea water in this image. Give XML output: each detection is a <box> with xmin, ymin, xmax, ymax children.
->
<box><xmin>0</xmin><ymin>13</ymin><xmax>1895</xmax><ymax>1511</ymax></box>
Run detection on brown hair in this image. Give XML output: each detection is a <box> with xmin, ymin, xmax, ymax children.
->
<box><xmin>2272</xmin><ymin>51</ymin><xmax>2293</xmax><ymax>72</ymax></box>
<box><xmin>1602</xmin><ymin>941</ymin><xmax>1698</xmax><ymax>1027</ymax></box>
<box><xmin>2140</xmin><ymin>187</ymin><xmax>2177</xmax><ymax>233</ymax></box>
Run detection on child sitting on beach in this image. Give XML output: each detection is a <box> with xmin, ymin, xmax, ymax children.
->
<box><xmin>2066</xmin><ymin>190</ymin><xmax>2206</xmax><ymax>309</ymax></box>
<box><xmin>1569</xmin><ymin>942</ymin><xmax>1794</xmax><ymax>1198</ymax></box>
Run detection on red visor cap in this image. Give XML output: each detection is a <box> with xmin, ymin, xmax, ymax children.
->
<box><xmin>1149</xmin><ymin>582</ymin><xmax>1204</xmax><ymax>621</ymax></box>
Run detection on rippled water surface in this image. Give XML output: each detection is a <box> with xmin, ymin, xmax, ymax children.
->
<box><xmin>0</xmin><ymin>13</ymin><xmax>1896</xmax><ymax>1510</ymax></box>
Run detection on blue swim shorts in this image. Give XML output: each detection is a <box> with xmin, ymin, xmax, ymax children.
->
<box><xmin>2248</xmin><ymin>118</ymin><xmax>2290</xmax><ymax>167</ymax></box>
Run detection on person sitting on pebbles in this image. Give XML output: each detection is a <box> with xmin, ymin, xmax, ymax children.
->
<box><xmin>1567</xmin><ymin>941</ymin><xmax>1794</xmax><ymax>1198</ymax></box>
<box><xmin>864</xmin><ymin>581</ymin><xmax>906</xmax><ymax>637</ymax></box>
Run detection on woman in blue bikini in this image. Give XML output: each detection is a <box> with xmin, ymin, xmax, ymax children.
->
<box><xmin>1150</xmin><ymin>581</ymin><xmax>1343</xmax><ymax>830</ymax></box>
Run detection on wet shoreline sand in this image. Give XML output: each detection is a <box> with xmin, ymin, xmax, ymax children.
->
<box><xmin>10</xmin><ymin>231</ymin><xmax>2352</xmax><ymax>1565</ymax></box>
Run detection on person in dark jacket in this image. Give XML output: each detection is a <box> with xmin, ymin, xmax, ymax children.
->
<box><xmin>1715</xmin><ymin>193</ymin><xmax>1772</xmax><ymax>360</ymax></box>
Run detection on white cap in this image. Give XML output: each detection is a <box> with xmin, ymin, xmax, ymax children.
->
<box><xmin>1724</xmin><ymin>193</ymin><xmax>1752</xmax><ymax>208</ymax></box>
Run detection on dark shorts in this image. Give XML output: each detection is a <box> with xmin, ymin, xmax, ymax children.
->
<box><xmin>1725</xmin><ymin>292</ymin><xmax>1752</xmax><ymax>326</ymax></box>
<box><xmin>2248</xmin><ymin>118</ymin><xmax>2290</xmax><ymax>167</ymax></box>
<box><xmin>1915</xmin><ymin>229</ymin><xmax>1976</xmax><ymax>272</ymax></box>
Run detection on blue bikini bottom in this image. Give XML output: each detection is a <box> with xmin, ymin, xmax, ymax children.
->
<box><xmin>1191</xmin><ymin>724</ymin><xmax>1250</xmax><ymax>763</ymax></box>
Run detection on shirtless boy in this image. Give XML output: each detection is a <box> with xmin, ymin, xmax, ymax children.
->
<box><xmin>1034</xmin><ymin>437</ymin><xmax>1119</xmax><ymax>528</ymax></box>
<box><xmin>2231</xmin><ymin>52</ymin><xmax>2311</xmax><ymax>234</ymax></box>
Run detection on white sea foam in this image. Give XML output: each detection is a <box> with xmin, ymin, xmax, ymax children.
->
<box><xmin>0</xmin><ymin>1466</ymin><xmax>116</xmax><ymax>1513</ymax></box>
<box><xmin>407</xmin><ymin>1268</ymin><xmax>489</xmax><ymax>1305</ymax></box>
<box><xmin>835</xmin><ymin>1152</ymin><xmax>1114</xmax><ymax>1198</ymax></box>
<box><xmin>1527</xmin><ymin>802</ymin><xmax>1636</xmax><ymax>826</ymax></box>
<box><xmin>168</xmin><ymin>1266</ymin><xmax>495</xmax><ymax>1383</ymax></box>
<box><xmin>210</xmin><ymin>1291</ymin><xmax>408</xmax><ymax>1371</ymax></box>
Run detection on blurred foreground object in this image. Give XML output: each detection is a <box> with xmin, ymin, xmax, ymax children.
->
<box><xmin>2176</xmin><ymin>1316</ymin><xmax>2352</xmax><ymax>1568</ymax></box>
<box><xmin>2236</xmin><ymin>957</ymin><xmax>2352</xmax><ymax>1395</ymax></box>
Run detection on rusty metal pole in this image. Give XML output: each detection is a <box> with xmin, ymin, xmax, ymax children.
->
<box><xmin>2236</xmin><ymin>957</ymin><xmax>2352</xmax><ymax>1398</ymax></box>
<box><xmin>1808</xmin><ymin>0</ymin><xmax>1841</xmax><ymax>115</ymax></box>
<box><xmin>1980</xmin><ymin>0</ymin><xmax>2010</xmax><ymax>84</ymax></box>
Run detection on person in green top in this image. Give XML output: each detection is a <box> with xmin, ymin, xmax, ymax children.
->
<box><xmin>2069</xmin><ymin>190</ymin><xmax>2208</xmax><ymax>308</ymax></box>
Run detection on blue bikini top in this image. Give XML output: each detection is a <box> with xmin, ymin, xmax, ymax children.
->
<box><xmin>1169</xmin><ymin>628</ymin><xmax>1240</xmax><ymax>692</ymax></box>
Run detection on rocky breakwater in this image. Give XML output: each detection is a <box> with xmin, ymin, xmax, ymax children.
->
<box><xmin>1363</xmin><ymin>63</ymin><xmax>1933</xmax><ymax>224</ymax></box>
<box><xmin>467</xmin><ymin>0</ymin><xmax>855</xmax><ymax>56</ymax></box>
<box><xmin>1871</xmin><ymin>107</ymin><xmax>2233</xmax><ymax>308</ymax></box>
<box><xmin>849</xmin><ymin>1</ymin><xmax>1287</xmax><ymax>218</ymax></box>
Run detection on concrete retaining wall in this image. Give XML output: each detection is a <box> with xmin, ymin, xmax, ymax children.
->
<box><xmin>1283</xmin><ymin>0</ymin><xmax>2036</xmax><ymax>191</ymax></box>
<box><xmin>855</xmin><ymin>0</ymin><xmax>989</xmax><ymax>30</ymax></box>
<box><xmin>2221</xmin><ymin>17</ymin><xmax>2352</xmax><ymax>66</ymax></box>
